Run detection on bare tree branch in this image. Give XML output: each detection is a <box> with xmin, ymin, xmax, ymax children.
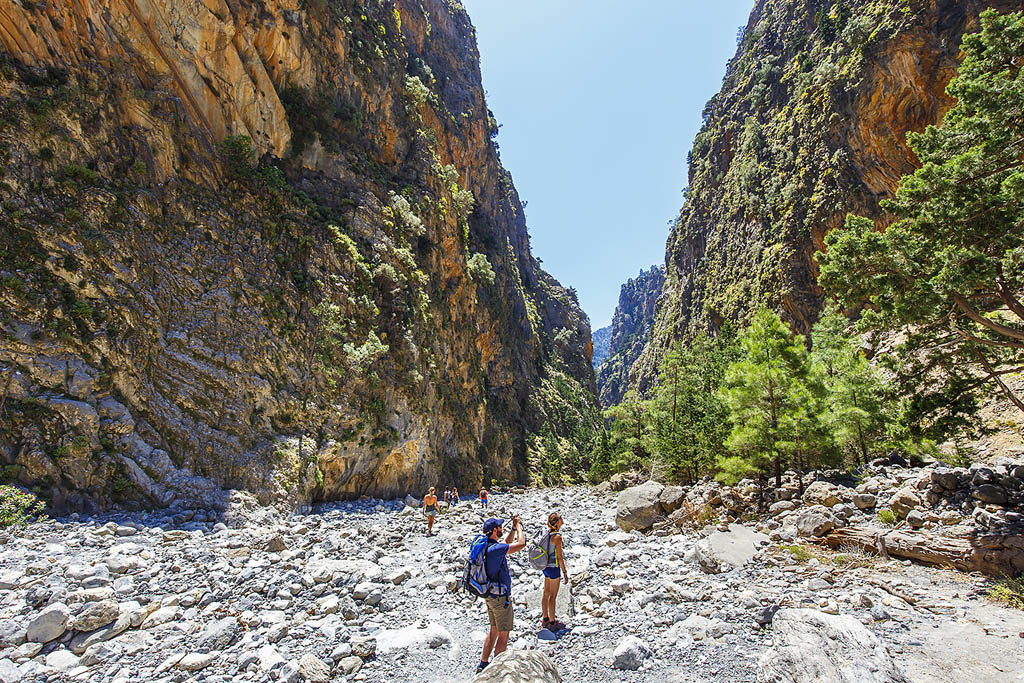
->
<box><xmin>952</xmin><ymin>293</ymin><xmax>1024</xmax><ymax>342</ymax></box>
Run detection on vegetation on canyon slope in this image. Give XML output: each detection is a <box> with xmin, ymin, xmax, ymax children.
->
<box><xmin>588</xmin><ymin>8</ymin><xmax>1024</xmax><ymax>493</ymax></box>
<box><xmin>820</xmin><ymin>8</ymin><xmax>1024</xmax><ymax>427</ymax></box>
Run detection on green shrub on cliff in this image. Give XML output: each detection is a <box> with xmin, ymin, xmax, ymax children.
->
<box><xmin>0</xmin><ymin>485</ymin><xmax>45</xmax><ymax>529</ymax></box>
<box><xmin>818</xmin><ymin>9</ymin><xmax>1024</xmax><ymax>432</ymax></box>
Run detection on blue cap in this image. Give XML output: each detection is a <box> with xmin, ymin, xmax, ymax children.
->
<box><xmin>482</xmin><ymin>518</ymin><xmax>504</xmax><ymax>534</ymax></box>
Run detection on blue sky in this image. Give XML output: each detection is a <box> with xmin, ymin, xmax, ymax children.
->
<box><xmin>462</xmin><ymin>0</ymin><xmax>754</xmax><ymax>329</ymax></box>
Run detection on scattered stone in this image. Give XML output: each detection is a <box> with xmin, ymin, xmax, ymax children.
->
<box><xmin>694</xmin><ymin>524</ymin><xmax>768</xmax><ymax>573</ymax></box>
<box><xmin>802</xmin><ymin>482</ymin><xmax>842</xmax><ymax>508</ymax></box>
<box><xmin>71</xmin><ymin>600</ymin><xmax>119</xmax><ymax>632</ymax></box>
<box><xmin>889</xmin><ymin>488</ymin><xmax>922</xmax><ymax>520</ymax></box>
<box><xmin>795</xmin><ymin>506</ymin><xmax>835</xmax><ymax>538</ymax></box>
<box><xmin>177</xmin><ymin>653</ymin><xmax>214</xmax><ymax>672</ymax></box>
<box><xmin>973</xmin><ymin>484</ymin><xmax>1008</xmax><ymax>506</ymax></box>
<box><xmin>475</xmin><ymin>650</ymin><xmax>562</xmax><ymax>682</ymax></box>
<box><xmin>297</xmin><ymin>654</ymin><xmax>331</xmax><ymax>682</ymax></box>
<box><xmin>266</xmin><ymin>535</ymin><xmax>288</xmax><ymax>552</ymax></box>
<box><xmin>852</xmin><ymin>493</ymin><xmax>876</xmax><ymax>510</ymax></box>
<box><xmin>610</xmin><ymin>635</ymin><xmax>652</xmax><ymax>670</ymax></box>
<box><xmin>26</xmin><ymin>603</ymin><xmax>70</xmax><ymax>643</ymax></box>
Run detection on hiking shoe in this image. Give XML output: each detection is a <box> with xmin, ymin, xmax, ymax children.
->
<box><xmin>548</xmin><ymin>620</ymin><xmax>566</xmax><ymax>631</ymax></box>
<box><xmin>475</xmin><ymin>661</ymin><xmax>489</xmax><ymax>674</ymax></box>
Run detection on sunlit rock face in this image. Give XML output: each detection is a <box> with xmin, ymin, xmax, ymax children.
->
<box><xmin>597</xmin><ymin>265</ymin><xmax>664</xmax><ymax>406</ymax></box>
<box><xmin>630</xmin><ymin>0</ymin><xmax>1019</xmax><ymax>394</ymax></box>
<box><xmin>0</xmin><ymin>0</ymin><xmax>596</xmax><ymax>512</ymax></box>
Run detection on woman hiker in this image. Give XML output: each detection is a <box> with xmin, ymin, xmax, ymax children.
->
<box><xmin>450</xmin><ymin>486</ymin><xmax>459</xmax><ymax>508</ymax></box>
<box><xmin>422</xmin><ymin>487</ymin><xmax>439</xmax><ymax>536</ymax></box>
<box><xmin>540</xmin><ymin>512</ymin><xmax>569</xmax><ymax>631</ymax></box>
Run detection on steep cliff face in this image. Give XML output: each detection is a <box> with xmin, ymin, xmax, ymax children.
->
<box><xmin>591</xmin><ymin>325</ymin><xmax>610</xmax><ymax>369</ymax></box>
<box><xmin>0</xmin><ymin>0</ymin><xmax>596</xmax><ymax>513</ymax></box>
<box><xmin>632</xmin><ymin>0</ymin><xmax>1019</xmax><ymax>393</ymax></box>
<box><xmin>596</xmin><ymin>265</ymin><xmax>664</xmax><ymax>406</ymax></box>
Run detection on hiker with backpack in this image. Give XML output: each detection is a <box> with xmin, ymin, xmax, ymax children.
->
<box><xmin>463</xmin><ymin>516</ymin><xmax>526</xmax><ymax>674</ymax></box>
<box><xmin>530</xmin><ymin>512</ymin><xmax>569</xmax><ymax>631</ymax></box>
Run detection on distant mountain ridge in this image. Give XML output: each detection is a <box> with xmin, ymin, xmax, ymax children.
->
<box><xmin>596</xmin><ymin>265</ymin><xmax>665</xmax><ymax>406</ymax></box>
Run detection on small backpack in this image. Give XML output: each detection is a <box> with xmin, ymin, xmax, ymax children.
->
<box><xmin>462</xmin><ymin>535</ymin><xmax>506</xmax><ymax>598</ymax></box>
<box><xmin>529</xmin><ymin>530</ymin><xmax>553</xmax><ymax>570</ymax></box>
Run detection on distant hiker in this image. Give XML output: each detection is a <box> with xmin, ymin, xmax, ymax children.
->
<box><xmin>450</xmin><ymin>487</ymin><xmax>459</xmax><ymax>507</ymax></box>
<box><xmin>443</xmin><ymin>487</ymin><xmax>451</xmax><ymax>506</ymax></box>
<box><xmin>474</xmin><ymin>516</ymin><xmax>525</xmax><ymax>674</ymax></box>
<box><xmin>536</xmin><ymin>512</ymin><xmax>568</xmax><ymax>631</ymax></box>
<box><xmin>422</xmin><ymin>487</ymin><xmax>439</xmax><ymax>536</ymax></box>
<box><xmin>479</xmin><ymin>488</ymin><xmax>489</xmax><ymax>508</ymax></box>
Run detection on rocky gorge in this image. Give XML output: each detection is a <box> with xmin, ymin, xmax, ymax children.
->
<box><xmin>1</xmin><ymin>472</ymin><xmax>1023</xmax><ymax>683</ymax></box>
<box><xmin>0</xmin><ymin>0</ymin><xmax>597</xmax><ymax>514</ymax></box>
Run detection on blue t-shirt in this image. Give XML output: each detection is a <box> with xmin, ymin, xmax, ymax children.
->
<box><xmin>484</xmin><ymin>540</ymin><xmax>512</xmax><ymax>594</ymax></box>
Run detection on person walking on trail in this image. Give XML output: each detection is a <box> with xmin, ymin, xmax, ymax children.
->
<box><xmin>450</xmin><ymin>486</ymin><xmax>459</xmax><ymax>508</ymax></box>
<box><xmin>479</xmin><ymin>487</ymin><xmax>489</xmax><ymax>509</ymax></box>
<box><xmin>422</xmin><ymin>487</ymin><xmax>439</xmax><ymax>536</ymax></box>
<box><xmin>477</xmin><ymin>516</ymin><xmax>525</xmax><ymax>674</ymax></box>
<box><xmin>539</xmin><ymin>512</ymin><xmax>569</xmax><ymax>631</ymax></box>
<box><xmin>443</xmin><ymin>487</ymin><xmax>451</xmax><ymax>507</ymax></box>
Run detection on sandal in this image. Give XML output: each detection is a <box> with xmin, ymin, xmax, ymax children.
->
<box><xmin>548</xmin><ymin>619</ymin><xmax>566</xmax><ymax>631</ymax></box>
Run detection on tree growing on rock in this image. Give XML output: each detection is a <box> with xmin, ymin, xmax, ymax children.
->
<box><xmin>818</xmin><ymin>9</ymin><xmax>1024</xmax><ymax>432</ymax></box>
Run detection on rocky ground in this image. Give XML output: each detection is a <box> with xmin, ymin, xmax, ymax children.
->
<box><xmin>1</xmin><ymin>485</ymin><xmax>1023</xmax><ymax>683</ymax></box>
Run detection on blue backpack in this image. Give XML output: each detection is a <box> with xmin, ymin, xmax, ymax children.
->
<box><xmin>462</xmin><ymin>536</ymin><xmax>508</xmax><ymax>599</ymax></box>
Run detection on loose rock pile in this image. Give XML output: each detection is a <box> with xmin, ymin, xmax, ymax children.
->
<box><xmin>615</xmin><ymin>457</ymin><xmax>1024</xmax><ymax>576</ymax></box>
<box><xmin>0</xmin><ymin>483</ymin><xmax>1022</xmax><ymax>682</ymax></box>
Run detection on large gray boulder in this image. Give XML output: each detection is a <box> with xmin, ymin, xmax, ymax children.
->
<box><xmin>474</xmin><ymin>650</ymin><xmax>561</xmax><ymax>682</ymax></box>
<box><xmin>694</xmin><ymin>524</ymin><xmax>769</xmax><ymax>574</ymax></box>
<box><xmin>801</xmin><ymin>481</ymin><xmax>843</xmax><ymax>508</ymax></box>
<box><xmin>795</xmin><ymin>506</ymin><xmax>835</xmax><ymax>538</ymax></box>
<box><xmin>616</xmin><ymin>481</ymin><xmax>665</xmax><ymax>532</ymax></box>
<box><xmin>758</xmin><ymin>609</ymin><xmax>911</xmax><ymax>683</ymax></box>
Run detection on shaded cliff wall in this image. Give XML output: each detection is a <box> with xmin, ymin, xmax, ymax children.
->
<box><xmin>596</xmin><ymin>265</ymin><xmax>664</xmax><ymax>406</ymax></box>
<box><xmin>631</xmin><ymin>0</ymin><xmax>1019</xmax><ymax>394</ymax></box>
<box><xmin>0</xmin><ymin>0</ymin><xmax>596</xmax><ymax>513</ymax></box>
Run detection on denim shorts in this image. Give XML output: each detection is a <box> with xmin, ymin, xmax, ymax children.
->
<box><xmin>542</xmin><ymin>566</ymin><xmax>561</xmax><ymax>580</ymax></box>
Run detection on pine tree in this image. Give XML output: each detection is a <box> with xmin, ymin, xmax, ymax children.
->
<box><xmin>720</xmin><ymin>308</ymin><xmax>813</xmax><ymax>496</ymax></box>
<box><xmin>811</xmin><ymin>306</ymin><xmax>890</xmax><ymax>466</ymax></box>
<box><xmin>818</xmin><ymin>10</ymin><xmax>1024</xmax><ymax>431</ymax></box>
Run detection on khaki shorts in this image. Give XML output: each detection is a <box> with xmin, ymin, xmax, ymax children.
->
<box><xmin>485</xmin><ymin>596</ymin><xmax>513</xmax><ymax>632</ymax></box>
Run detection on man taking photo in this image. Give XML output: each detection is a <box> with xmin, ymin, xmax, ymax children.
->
<box><xmin>477</xmin><ymin>515</ymin><xmax>525</xmax><ymax>674</ymax></box>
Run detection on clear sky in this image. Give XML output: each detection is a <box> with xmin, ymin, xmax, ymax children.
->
<box><xmin>462</xmin><ymin>0</ymin><xmax>755</xmax><ymax>329</ymax></box>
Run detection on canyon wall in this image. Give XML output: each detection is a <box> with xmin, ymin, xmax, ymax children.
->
<box><xmin>629</xmin><ymin>0</ymin><xmax>1019</xmax><ymax>396</ymax></box>
<box><xmin>0</xmin><ymin>0</ymin><xmax>597</xmax><ymax>512</ymax></box>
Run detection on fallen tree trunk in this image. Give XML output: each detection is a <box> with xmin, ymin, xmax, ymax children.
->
<box><xmin>819</xmin><ymin>526</ymin><xmax>1023</xmax><ymax>577</ymax></box>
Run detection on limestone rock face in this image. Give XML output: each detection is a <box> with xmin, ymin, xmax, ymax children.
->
<box><xmin>0</xmin><ymin>0</ymin><xmax>597</xmax><ymax>511</ymax></box>
<box><xmin>474</xmin><ymin>650</ymin><xmax>561</xmax><ymax>682</ymax></box>
<box><xmin>628</xmin><ymin>0</ymin><xmax>1020</xmax><ymax>396</ymax></box>
<box><xmin>758</xmin><ymin>608</ymin><xmax>912</xmax><ymax>683</ymax></box>
<box><xmin>615</xmin><ymin>481</ymin><xmax>665</xmax><ymax>532</ymax></box>
<box><xmin>596</xmin><ymin>265</ymin><xmax>665</xmax><ymax>405</ymax></box>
